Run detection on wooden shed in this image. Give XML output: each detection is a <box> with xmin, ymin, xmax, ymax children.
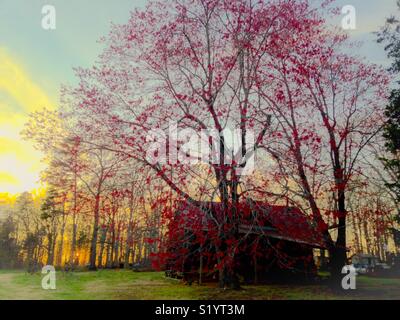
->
<box><xmin>164</xmin><ymin>200</ymin><xmax>326</xmax><ymax>284</ymax></box>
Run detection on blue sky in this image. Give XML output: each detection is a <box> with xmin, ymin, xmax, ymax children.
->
<box><xmin>0</xmin><ymin>0</ymin><xmax>398</xmax><ymax>193</ymax></box>
<box><xmin>0</xmin><ymin>0</ymin><xmax>147</xmax><ymax>103</ymax></box>
<box><xmin>0</xmin><ymin>0</ymin><xmax>397</xmax><ymax>102</ymax></box>
<box><xmin>0</xmin><ymin>0</ymin><xmax>396</xmax><ymax>98</ymax></box>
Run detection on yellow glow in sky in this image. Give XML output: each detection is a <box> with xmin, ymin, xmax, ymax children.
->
<box><xmin>0</xmin><ymin>48</ymin><xmax>53</xmax><ymax>194</ymax></box>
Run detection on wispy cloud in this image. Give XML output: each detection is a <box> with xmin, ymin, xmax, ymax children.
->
<box><xmin>0</xmin><ymin>48</ymin><xmax>54</xmax><ymax>112</ymax></box>
<box><xmin>0</xmin><ymin>48</ymin><xmax>52</xmax><ymax>193</ymax></box>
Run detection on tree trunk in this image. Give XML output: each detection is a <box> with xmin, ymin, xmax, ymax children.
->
<box><xmin>113</xmin><ymin>237</ymin><xmax>120</xmax><ymax>268</ymax></box>
<box><xmin>47</xmin><ymin>233</ymin><xmax>54</xmax><ymax>266</ymax></box>
<box><xmin>218</xmin><ymin>265</ymin><xmax>240</xmax><ymax>290</ymax></box>
<box><xmin>97</xmin><ymin>226</ymin><xmax>108</xmax><ymax>268</ymax></box>
<box><xmin>106</xmin><ymin>242</ymin><xmax>112</xmax><ymax>268</ymax></box>
<box><xmin>217</xmin><ymin>225</ymin><xmax>240</xmax><ymax>290</ymax></box>
<box><xmin>132</xmin><ymin>242</ymin><xmax>137</xmax><ymax>265</ymax></box>
<box><xmin>328</xmin><ymin>190</ymin><xmax>347</xmax><ymax>283</ymax></box>
<box><xmin>69</xmin><ymin>172</ymin><xmax>78</xmax><ymax>268</ymax></box>
<box><xmin>89</xmin><ymin>195</ymin><xmax>101</xmax><ymax>270</ymax></box>
<box><xmin>70</xmin><ymin>220</ymin><xmax>77</xmax><ymax>267</ymax></box>
<box><xmin>137</xmin><ymin>238</ymin><xmax>142</xmax><ymax>264</ymax></box>
<box><xmin>56</xmin><ymin>219</ymin><xmax>66</xmax><ymax>267</ymax></box>
<box><xmin>124</xmin><ymin>184</ymin><xmax>135</xmax><ymax>268</ymax></box>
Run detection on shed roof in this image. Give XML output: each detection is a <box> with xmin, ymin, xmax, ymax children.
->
<box><xmin>176</xmin><ymin>200</ymin><xmax>326</xmax><ymax>249</ymax></box>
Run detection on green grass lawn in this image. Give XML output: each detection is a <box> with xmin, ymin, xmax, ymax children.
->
<box><xmin>0</xmin><ymin>270</ymin><xmax>399</xmax><ymax>300</ymax></box>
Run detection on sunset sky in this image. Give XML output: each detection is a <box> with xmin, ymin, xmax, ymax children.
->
<box><xmin>0</xmin><ymin>0</ymin><xmax>397</xmax><ymax>194</ymax></box>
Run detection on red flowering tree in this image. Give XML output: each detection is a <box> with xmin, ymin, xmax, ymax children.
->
<box><xmin>260</xmin><ymin>36</ymin><xmax>388</xmax><ymax>279</ymax></box>
<box><xmin>62</xmin><ymin>0</ymin><xmax>389</xmax><ymax>286</ymax></box>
